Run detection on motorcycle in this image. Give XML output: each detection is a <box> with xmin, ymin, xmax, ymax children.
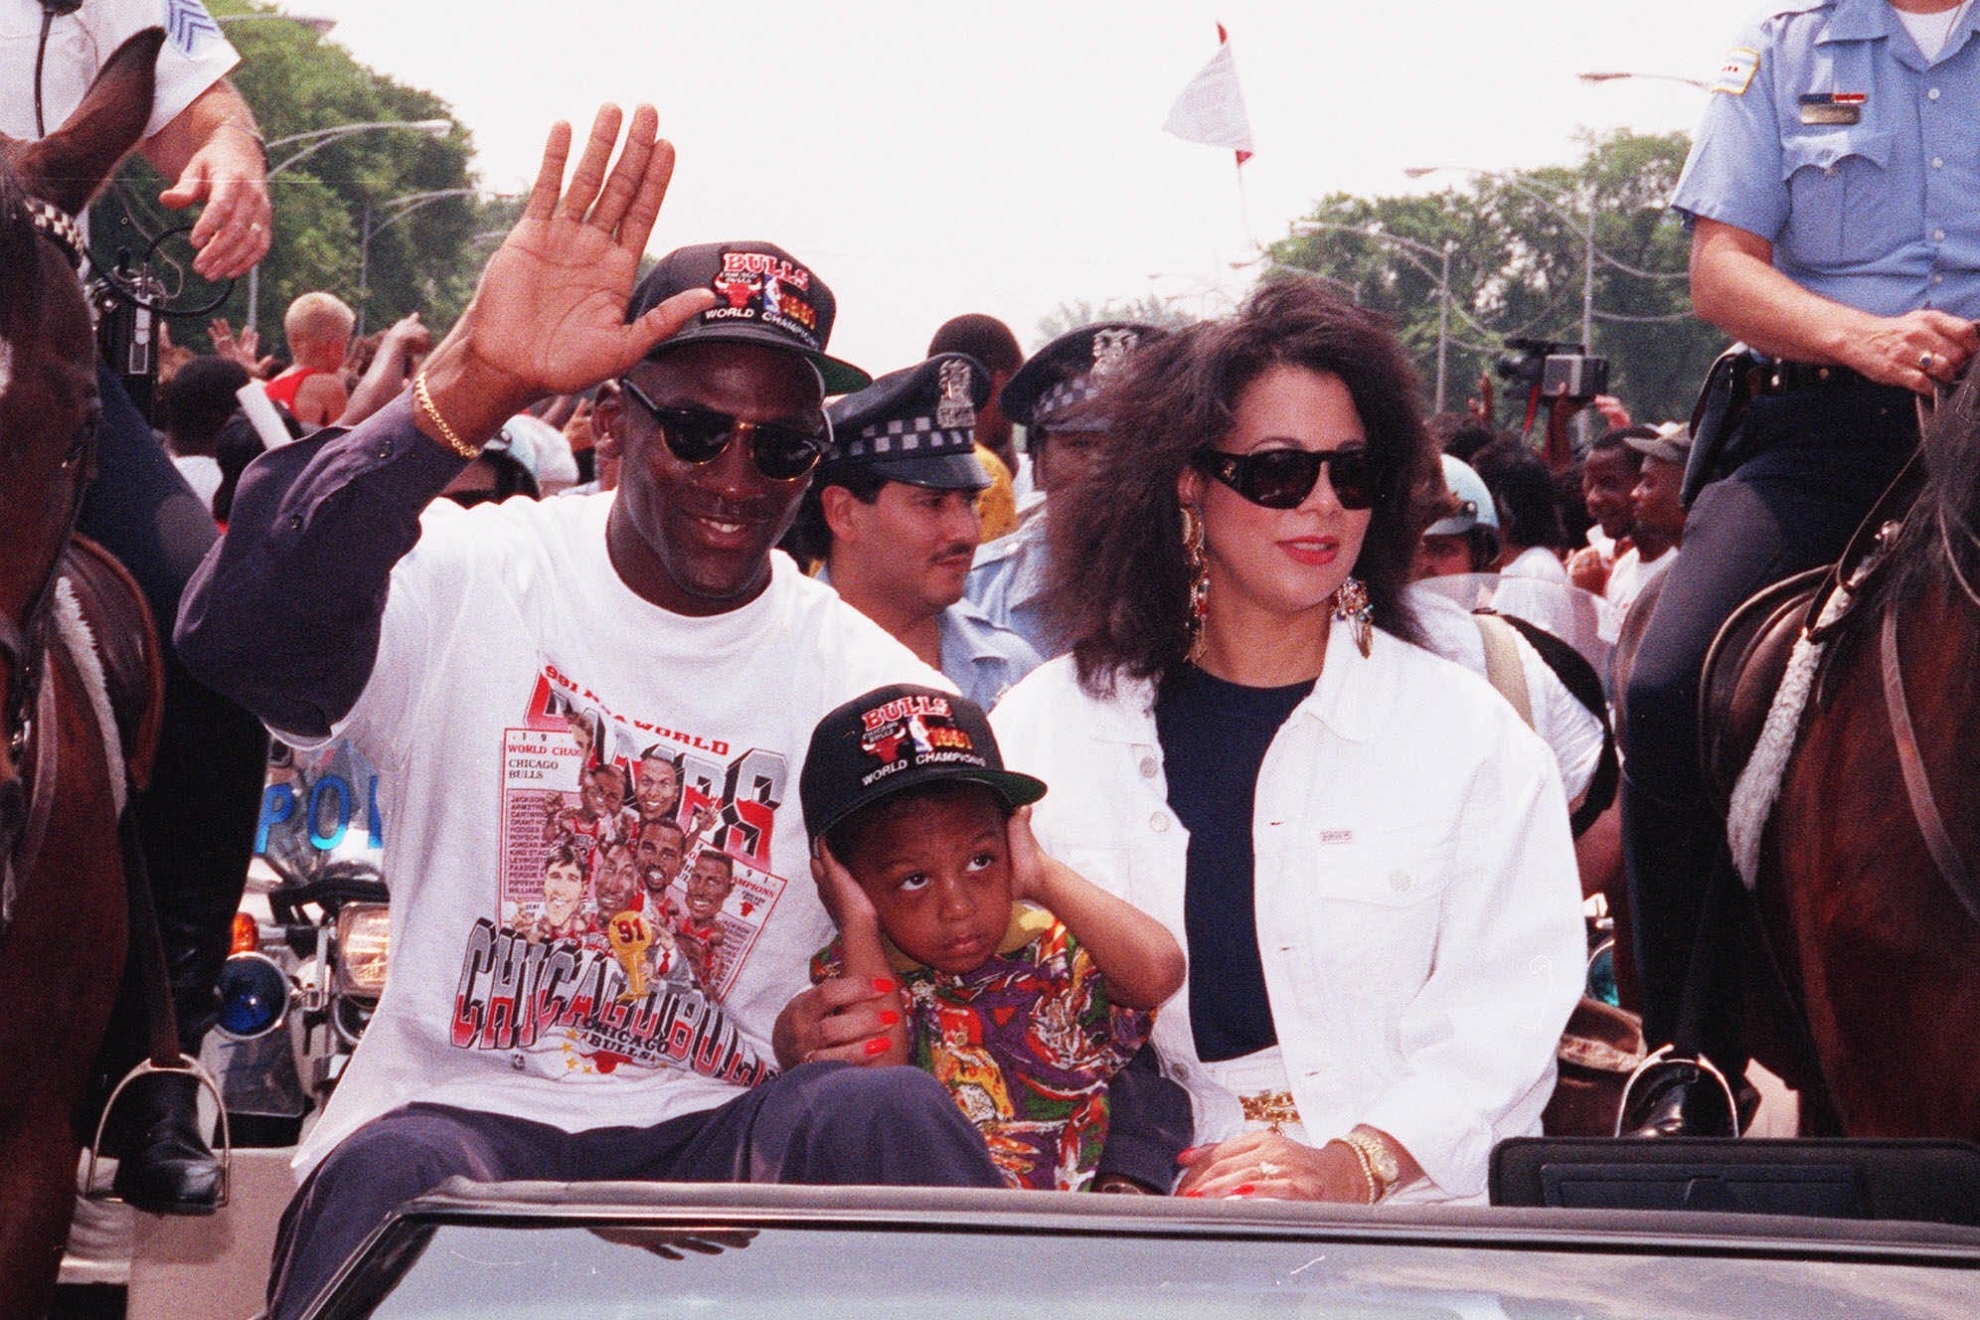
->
<box><xmin>208</xmin><ymin>738</ymin><xmax>393</xmax><ymax>1146</ymax></box>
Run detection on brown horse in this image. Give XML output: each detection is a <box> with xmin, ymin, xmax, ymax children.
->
<box><xmin>0</xmin><ymin>31</ymin><xmax>167</xmax><ymax>1317</ymax></box>
<box><xmin>1699</xmin><ymin>382</ymin><xmax>1980</xmax><ymax>1140</ymax></box>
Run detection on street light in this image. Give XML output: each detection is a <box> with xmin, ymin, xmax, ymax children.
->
<box><xmin>1289</xmin><ymin>221</ymin><xmax>1457</xmax><ymax>413</ymax></box>
<box><xmin>357</xmin><ymin>188</ymin><xmax>479</xmax><ymax>333</ymax></box>
<box><xmin>1577</xmin><ymin>70</ymin><xmax>1710</xmax><ymax>90</ymax></box>
<box><xmin>246</xmin><ymin>118</ymin><xmax>454</xmax><ymax>331</ymax></box>
<box><xmin>217</xmin><ymin>12</ymin><xmax>338</xmax><ymax>36</ymax></box>
<box><xmin>1405</xmin><ymin>164</ymin><xmax>1606</xmax><ymax>355</ymax></box>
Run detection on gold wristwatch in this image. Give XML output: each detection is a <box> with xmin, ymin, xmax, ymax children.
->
<box><xmin>1338</xmin><ymin>1129</ymin><xmax>1401</xmax><ymax>1203</ymax></box>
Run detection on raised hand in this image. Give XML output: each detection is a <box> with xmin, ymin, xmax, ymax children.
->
<box><xmin>418</xmin><ymin>105</ymin><xmax>717</xmax><ymax>448</ymax></box>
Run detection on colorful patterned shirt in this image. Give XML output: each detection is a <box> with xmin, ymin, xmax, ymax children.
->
<box><xmin>813</xmin><ymin>903</ymin><xmax>1153</xmax><ymax>1191</ymax></box>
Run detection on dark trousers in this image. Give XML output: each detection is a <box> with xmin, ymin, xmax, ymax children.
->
<box><xmin>266</xmin><ymin>1063</ymin><xmax>1006</xmax><ymax>1319</ymax></box>
<box><xmin>1619</xmin><ymin>381</ymin><xmax>1917</xmax><ymax>1066</ymax></box>
<box><xmin>81</xmin><ymin>365</ymin><xmax>269</xmax><ymax>1057</ymax></box>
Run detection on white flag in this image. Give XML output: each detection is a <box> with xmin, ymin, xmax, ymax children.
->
<box><xmin>1162</xmin><ymin>26</ymin><xmax>1254</xmax><ymax>165</ymax></box>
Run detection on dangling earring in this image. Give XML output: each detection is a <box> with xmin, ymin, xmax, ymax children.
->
<box><xmin>1332</xmin><ymin>575</ymin><xmax>1373</xmax><ymax>658</ymax></box>
<box><xmin>1181</xmin><ymin>504</ymin><xmax>1210</xmax><ymax>657</ymax></box>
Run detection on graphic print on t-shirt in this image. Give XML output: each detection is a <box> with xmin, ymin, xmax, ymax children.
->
<box><xmin>451</xmin><ymin>665</ymin><xmax>789</xmax><ymax>1084</ymax></box>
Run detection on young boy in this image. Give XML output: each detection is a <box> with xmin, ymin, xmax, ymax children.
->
<box><xmin>800</xmin><ymin>684</ymin><xmax>1185</xmax><ymax>1191</ymax></box>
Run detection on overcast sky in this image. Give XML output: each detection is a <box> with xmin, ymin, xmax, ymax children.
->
<box><xmin>284</xmin><ymin>1</ymin><xmax>1770</xmax><ymax>376</ymax></box>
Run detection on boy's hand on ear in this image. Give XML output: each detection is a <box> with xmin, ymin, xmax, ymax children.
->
<box><xmin>1006</xmin><ymin>806</ymin><xmax>1049</xmax><ymax>904</ymax></box>
<box><xmin>810</xmin><ymin>840</ymin><xmax>878</xmax><ymax>934</ymax></box>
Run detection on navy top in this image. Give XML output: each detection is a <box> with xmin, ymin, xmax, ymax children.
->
<box><xmin>1153</xmin><ymin>663</ymin><xmax>1315</xmax><ymax>1063</ymax></box>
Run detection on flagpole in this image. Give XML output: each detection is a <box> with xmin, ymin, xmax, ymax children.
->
<box><xmin>1235</xmin><ymin>157</ymin><xmax>1257</xmax><ymax>251</ymax></box>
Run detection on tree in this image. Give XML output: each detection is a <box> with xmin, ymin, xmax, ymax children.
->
<box><xmin>89</xmin><ymin>2</ymin><xmax>513</xmax><ymax>359</ymax></box>
<box><xmin>1036</xmin><ymin>294</ymin><xmax>1196</xmax><ymax>346</ymax></box>
<box><xmin>1267</xmin><ymin>130</ymin><xmax>1725</xmax><ymax>429</ymax></box>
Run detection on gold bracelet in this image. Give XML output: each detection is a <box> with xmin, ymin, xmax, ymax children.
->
<box><xmin>1326</xmin><ymin>1138</ymin><xmax>1379</xmax><ymax>1205</ymax></box>
<box><xmin>413</xmin><ymin>371</ymin><xmax>479</xmax><ymax>459</ymax></box>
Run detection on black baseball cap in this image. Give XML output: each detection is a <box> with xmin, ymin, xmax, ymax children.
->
<box><xmin>1000</xmin><ymin>321</ymin><xmax>1159</xmax><ymax>434</ymax></box>
<box><xmin>800</xmin><ymin>684</ymin><xmax>1046</xmax><ymax>844</ymax></box>
<box><xmin>627</xmin><ymin>241</ymin><xmax>870</xmax><ymax>394</ymax></box>
<box><xmin>821</xmin><ymin>353</ymin><xmax>992</xmax><ymax>491</ymax></box>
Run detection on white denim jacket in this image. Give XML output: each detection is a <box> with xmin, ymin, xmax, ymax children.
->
<box><xmin>990</xmin><ymin>624</ymin><xmax>1585</xmax><ymax>1203</ymax></box>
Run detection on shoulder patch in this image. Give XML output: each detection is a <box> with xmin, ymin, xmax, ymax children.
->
<box><xmin>1713</xmin><ymin>46</ymin><xmax>1761</xmax><ymax>96</ymax></box>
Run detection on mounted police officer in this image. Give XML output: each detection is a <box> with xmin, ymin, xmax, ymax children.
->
<box><xmin>1621</xmin><ymin>0</ymin><xmax>1980</xmax><ymax>1134</ymax></box>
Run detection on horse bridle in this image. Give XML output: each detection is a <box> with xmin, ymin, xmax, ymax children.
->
<box><xmin>1879</xmin><ymin>502</ymin><xmax>1980</xmax><ymax>927</ymax></box>
<box><xmin>1</xmin><ymin>193</ymin><xmax>95</xmax><ymax>889</ymax></box>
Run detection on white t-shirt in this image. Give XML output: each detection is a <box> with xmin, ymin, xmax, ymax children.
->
<box><xmin>172</xmin><ymin>453</ymin><xmax>221</xmax><ymax>512</ymax></box>
<box><xmin>2</xmin><ymin>0</ymin><xmax>239</xmax><ymax>142</ymax></box>
<box><xmin>292</xmin><ymin>493</ymin><xmax>944</xmax><ymax>1174</ymax></box>
<box><xmin>1406</xmin><ymin>587</ymin><xmax>1605</xmax><ymax>803</ymax></box>
<box><xmin>1896</xmin><ymin>0</ymin><xmax>1974</xmax><ymax>60</ymax></box>
<box><xmin>1604</xmin><ymin>545</ymin><xmax>1678</xmax><ymax>614</ymax></box>
<box><xmin>1501</xmin><ymin>545</ymin><xmax>1570</xmax><ymax>585</ymax></box>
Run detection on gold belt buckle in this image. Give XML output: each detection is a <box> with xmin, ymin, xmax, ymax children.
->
<box><xmin>1240</xmin><ymin>1090</ymin><xmax>1299</xmax><ymax>1132</ymax></box>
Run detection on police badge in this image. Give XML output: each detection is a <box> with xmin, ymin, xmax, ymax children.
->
<box><xmin>1090</xmin><ymin>327</ymin><xmax>1140</xmax><ymax>379</ymax></box>
<box><xmin>936</xmin><ymin>357</ymin><xmax>976</xmax><ymax>431</ymax></box>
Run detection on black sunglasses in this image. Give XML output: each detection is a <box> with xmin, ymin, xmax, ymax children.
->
<box><xmin>1192</xmin><ymin>447</ymin><xmax>1389</xmax><ymax>511</ymax></box>
<box><xmin>619</xmin><ymin>377</ymin><xmax>830</xmax><ymax>482</ymax></box>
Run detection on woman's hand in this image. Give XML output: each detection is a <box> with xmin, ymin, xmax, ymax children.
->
<box><xmin>1174</xmin><ymin>1131</ymin><xmax>1371</xmax><ymax>1202</ymax></box>
<box><xmin>772</xmin><ymin>974</ymin><xmax>904</xmax><ymax>1069</ymax></box>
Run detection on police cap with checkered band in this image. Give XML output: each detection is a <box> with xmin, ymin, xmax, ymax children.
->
<box><xmin>998</xmin><ymin>322</ymin><xmax>1160</xmax><ymax>435</ymax></box>
<box><xmin>821</xmin><ymin>353</ymin><xmax>993</xmax><ymax>491</ymax></box>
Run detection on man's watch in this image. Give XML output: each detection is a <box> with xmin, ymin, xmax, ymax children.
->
<box><xmin>1338</xmin><ymin>1130</ymin><xmax>1401</xmax><ymax>1204</ymax></box>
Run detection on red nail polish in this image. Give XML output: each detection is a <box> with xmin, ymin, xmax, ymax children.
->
<box><xmin>871</xmin><ymin>977</ymin><xmax>897</xmax><ymax>994</ymax></box>
<box><xmin>1232</xmin><ymin>1183</ymin><xmax>1257</xmax><ymax>1197</ymax></box>
<box><xmin>877</xmin><ymin>1010</ymin><xmax>901</xmax><ymax>1026</ymax></box>
<box><xmin>1179</xmin><ymin>1189</ymin><xmax>1204</xmax><ymax>1199</ymax></box>
<box><xmin>864</xmin><ymin>1037</ymin><xmax>890</xmax><ymax>1056</ymax></box>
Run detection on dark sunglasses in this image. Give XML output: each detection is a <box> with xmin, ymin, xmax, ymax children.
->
<box><xmin>1192</xmin><ymin>446</ymin><xmax>1389</xmax><ymax>511</ymax></box>
<box><xmin>619</xmin><ymin>377</ymin><xmax>830</xmax><ymax>482</ymax></box>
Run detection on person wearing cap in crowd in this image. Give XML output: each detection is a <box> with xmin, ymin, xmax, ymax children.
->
<box><xmin>1607</xmin><ymin>424</ymin><xmax>1690</xmax><ymax>614</ymax></box>
<box><xmin>1408</xmin><ymin>455</ymin><xmax>1611</xmax><ymax>831</ymax></box>
<box><xmin>1412</xmin><ymin>454</ymin><xmax>1501</xmax><ymax>579</ymax></box>
<box><xmin>795</xmin><ymin>354</ymin><xmax>1043</xmax><ymax>710</ymax></box>
<box><xmin>967</xmin><ymin>322</ymin><xmax>1159</xmax><ymax>655</ymax></box>
<box><xmin>928</xmin><ymin>313</ymin><xmax>1028</xmax><ymax>536</ymax></box>
<box><xmin>1622</xmin><ymin>0</ymin><xmax>1980</xmax><ymax>1135</ymax></box>
<box><xmin>800</xmin><ymin>683</ymin><xmax>1185</xmax><ymax>1190</ymax></box>
<box><xmin>176</xmin><ymin>108</ymin><xmax>1007</xmax><ymax>1318</ymax></box>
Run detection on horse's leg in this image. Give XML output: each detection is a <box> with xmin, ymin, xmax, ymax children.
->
<box><xmin>0</xmin><ymin>661</ymin><xmax>126</xmax><ymax>1316</ymax></box>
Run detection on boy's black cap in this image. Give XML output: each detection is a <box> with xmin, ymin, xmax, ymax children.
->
<box><xmin>1000</xmin><ymin>322</ymin><xmax>1159</xmax><ymax>433</ymax></box>
<box><xmin>821</xmin><ymin>354</ymin><xmax>992</xmax><ymax>492</ymax></box>
<box><xmin>801</xmin><ymin>684</ymin><xmax>1046</xmax><ymax>844</ymax></box>
<box><xmin>626</xmin><ymin>241</ymin><xmax>870</xmax><ymax>394</ymax></box>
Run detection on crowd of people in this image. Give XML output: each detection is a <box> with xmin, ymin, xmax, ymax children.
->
<box><xmin>16</xmin><ymin>1</ymin><xmax>1980</xmax><ymax>1315</ymax></box>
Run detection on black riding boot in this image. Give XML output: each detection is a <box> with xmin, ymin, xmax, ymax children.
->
<box><xmin>110</xmin><ymin>1071</ymin><xmax>225</xmax><ymax>1215</ymax></box>
<box><xmin>84</xmin><ymin>365</ymin><xmax>270</xmax><ymax>1215</ymax></box>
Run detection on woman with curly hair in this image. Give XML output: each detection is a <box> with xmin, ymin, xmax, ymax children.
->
<box><xmin>990</xmin><ymin>277</ymin><xmax>1584</xmax><ymax>1204</ymax></box>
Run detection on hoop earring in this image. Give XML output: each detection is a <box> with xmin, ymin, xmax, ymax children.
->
<box><xmin>1332</xmin><ymin>575</ymin><xmax>1373</xmax><ymax>659</ymax></box>
<box><xmin>1181</xmin><ymin>504</ymin><xmax>1210</xmax><ymax>656</ymax></box>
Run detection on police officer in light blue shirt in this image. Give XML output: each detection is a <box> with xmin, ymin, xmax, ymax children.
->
<box><xmin>799</xmin><ymin>354</ymin><xmax>1042</xmax><ymax>710</ymax></box>
<box><xmin>1621</xmin><ymin>0</ymin><xmax>1980</xmax><ymax>1136</ymax></box>
<box><xmin>966</xmin><ymin>322</ymin><xmax>1161</xmax><ymax>657</ymax></box>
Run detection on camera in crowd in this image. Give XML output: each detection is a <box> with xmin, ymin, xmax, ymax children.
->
<box><xmin>1497</xmin><ymin>337</ymin><xmax>1611</xmax><ymax>404</ymax></box>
